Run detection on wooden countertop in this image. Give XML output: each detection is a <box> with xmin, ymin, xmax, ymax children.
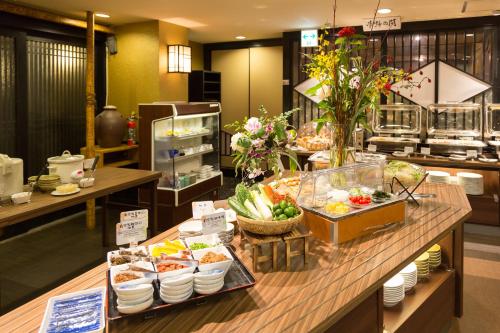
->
<box><xmin>0</xmin><ymin>167</ymin><xmax>162</xmax><ymax>229</ymax></box>
<box><xmin>386</xmin><ymin>154</ymin><xmax>500</xmax><ymax>171</ymax></box>
<box><xmin>0</xmin><ymin>183</ymin><xmax>471</xmax><ymax>333</ymax></box>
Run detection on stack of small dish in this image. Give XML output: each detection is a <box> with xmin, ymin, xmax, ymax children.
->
<box><xmin>457</xmin><ymin>172</ymin><xmax>484</xmax><ymax>195</ymax></box>
<box><xmin>114</xmin><ymin>284</ymin><xmax>154</xmax><ymax>314</ymax></box>
<box><xmin>29</xmin><ymin>174</ymin><xmax>61</xmax><ymax>192</ymax></box>
<box><xmin>160</xmin><ymin>274</ymin><xmax>194</xmax><ymax>304</ymax></box>
<box><xmin>194</xmin><ymin>269</ymin><xmax>225</xmax><ymax>295</ymax></box>
<box><xmin>415</xmin><ymin>252</ymin><xmax>430</xmax><ymax>280</ymax></box>
<box><xmin>383</xmin><ymin>274</ymin><xmax>405</xmax><ymax>307</ymax></box>
<box><xmin>427</xmin><ymin>244</ymin><xmax>442</xmax><ymax>270</ymax></box>
<box><xmin>218</xmin><ymin>223</ymin><xmax>235</xmax><ymax>245</ymax></box>
<box><xmin>197</xmin><ymin>165</ymin><xmax>214</xmax><ymax>180</ymax></box>
<box><xmin>178</xmin><ymin>220</ymin><xmax>203</xmax><ymax>239</ymax></box>
<box><xmin>399</xmin><ymin>262</ymin><xmax>417</xmax><ymax>292</ymax></box>
<box><xmin>427</xmin><ymin>171</ymin><xmax>450</xmax><ymax>184</ymax></box>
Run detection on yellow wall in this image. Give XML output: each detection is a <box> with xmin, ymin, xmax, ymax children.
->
<box><xmin>108</xmin><ymin>21</ymin><xmax>160</xmax><ymax>117</ymax></box>
<box><xmin>189</xmin><ymin>41</ymin><xmax>204</xmax><ymax>71</ymax></box>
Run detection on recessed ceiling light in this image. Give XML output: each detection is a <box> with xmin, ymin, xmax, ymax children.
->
<box><xmin>235</xmin><ymin>36</ymin><xmax>246</xmax><ymax>40</ymax></box>
<box><xmin>377</xmin><ymin>8</ymin><xmax>392</xmax><ymax>14</ymax></box>
<box><xmin>95</xmin><ymin>13</ymin><xmax>110</xmax><ymax>18</ymax></box>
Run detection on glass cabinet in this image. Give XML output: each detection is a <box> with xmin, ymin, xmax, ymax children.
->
<box><xmin>149</xmin><ymin>103</ymin><xmax>221</xmax><ymax>190</ymax></box>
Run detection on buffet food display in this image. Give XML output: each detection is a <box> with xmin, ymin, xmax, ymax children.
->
<box><xmin>294</xmin><ymin>122</ymin><xmax>331</xmax><ymax>151</ymax></box>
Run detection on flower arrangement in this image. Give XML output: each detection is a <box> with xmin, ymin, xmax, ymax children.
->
<box><xmin>226</xmin><ymin>106</ymin><xmax>299</xmax><ymax>181</ymax></box>
<box><xmin>305</xmin><ymin>18</ymin><xmax>428</xmax><ymax>167</ymax></box>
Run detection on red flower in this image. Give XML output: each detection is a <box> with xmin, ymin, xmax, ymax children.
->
<box><xmin>338</xmin><ymin>27</ymin><xmax>356</xmax><ymax>38</ymax></box>
<box><xmin>384</xmin><ymin>83</ymin><xmax>392</xmax><ymax>91</ymax></box>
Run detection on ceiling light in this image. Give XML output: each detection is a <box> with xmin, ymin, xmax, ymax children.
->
<box><xmin>235</xmin><ymin>36</ymin><xmax>246</xmax><ymax>40</ymax></box>
<box><xmin>95</xmin><ymin>13</ymin><xmax>110</xmax><ymax>18</ymax></box>
<box><xmin>492</xmin><ymin>10</ymin><xmax>500</xmax><ymax>16</ymax></box>
<box><xmin>377</xmin><ymin>8</ymin><xmax>392</xmax><ymax>14</ymax></box>
<box><xmin>414</xmin><ymin>36</ymin><xmax>420</xmax><ymax>41</ymax></box>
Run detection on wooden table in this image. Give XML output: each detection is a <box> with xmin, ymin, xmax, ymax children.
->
<box><xmin>0</xmin><ymin>183</ymin><xmax>470</xmax><ymax>333</ymax></box>
<box><xmin>0</xmin><ymin>167</ymin><xmax>161</xmax><ymax>244</ymax></box>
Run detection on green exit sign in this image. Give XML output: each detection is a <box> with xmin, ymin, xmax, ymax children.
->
<box><xmin>301</xmin><ymin>29</ymin><xmax>318</xmax><ymax>47</ymax></box>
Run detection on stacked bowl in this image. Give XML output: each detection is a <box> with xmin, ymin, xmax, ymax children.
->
<box><xmin>218</xmin><ymin>223</ymin><xmax>235</xmax><ymax>246</ymax></box>
<box><xmin>29</xmin><ymin>175</ymin><xmax>61</xmax><ymax>192</ymax></box>
<box><xmin>114</xmin><ymin>284</ymin><xmax>154</xmax><ymax>314</ymax></box>
<box><xmin>415</xmin><ymin>252</ymin><xmax>430</xmax><ymax>280</ymax></box>
<box><xmin>160</xmin><ymin>274</ymin><xmax>194</xmax><ymax>304</ymax></box>
<box><xmin>197</xmin><ymin>165</ymin><xmax>214</xmax><ymax>180</ymax></box>
<box><xmin>194</xmin><ymin>269</ymin><xmax>225</xmax><ymax>295</ymax></box>
<box><xmin>427</xmin><ymin>244</ymin><xmax>442</xmax><ymax>270</ymax></box>
<box><xmin>399</xmin><ymin>262</ymin><xmax>417</xmax><ymax>292</ymax></box>
<box><xmin>383</xmin><ymin>274</ymin><xmax>405</xmax><ymax>307</ymax></box>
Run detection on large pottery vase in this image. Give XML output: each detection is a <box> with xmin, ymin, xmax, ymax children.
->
<box><xmin>95</xmin><ymin>105</ymin><xmax>127</xmax><ymax>148</ymax></box>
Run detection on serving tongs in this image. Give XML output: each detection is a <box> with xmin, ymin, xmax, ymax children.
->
<box><xmin>157</xmin><ymin>253</ymin><xmax>199</xmax><ymax>265</ymax></box>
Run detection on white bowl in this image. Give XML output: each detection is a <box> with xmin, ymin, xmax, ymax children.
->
<box><xmin>117</xmin><ymin>290</ymin><xmax>154</xmax><ymax>306</ymax></box>
<box><xmin>194</xmin><ymin>277</ymin><xmax>224</xmax><ymax>288</ymax></box>
<box><xmin>11</xmin><ymin>192</ymin><xmax>31</xmax><ymax>204</ymax></box>
<box><xmin>160</xmin><ymin>290</ymin><xmax>193</xmax><ymax>304</ymax></box>
<box><xmin>194</xmin><ymin>281</ymin><xmax>224</xmax><ymax>295</ymax></box>
<box><xmin>110</xmin><ymin>262</ymin><xmax>155</xmax><ymax>290</ymax></box>
<box><xmin>155</xmin><ymin>260</ymin><xmax>197</xmax><ymax>281</ymax></box>
<box><xmin>191</xmin><ymin>246</ymin><xmax>234</xmax><ymax>275</ymax></box>
<box><xmin>114</xmin><ymin>284</ymin><xmax>153</xmax><ymax>300</ymax></box>
<box><xmin>193</xmin><ymin>269</ymin><xmax>225</xmax><ymax>281</ymax></box>
<box><xmin>160</xmin><ymin>284</ymin><xmax>193</xmax><ymax>297</ymax></box>
<box><xmin>106</xmin><ymin>246</ymin><xmax>149</xmax><ymax>268</ymax></box>
<box><xmin>184</xmin><ymin>233</ymin><xmax>222</xmax><ymax>250</ymax></box>
<box><xmin>117</xmin><ymin>297</ymin><xmax>153</xmax><ymax>314</ymax></box>
<box><xmin>160</xmin><ymin>273</ymin><xmax>194</xmax><ymax>287</ymax></box>
<box><xmin>79</xmin><ymin>177</ymin><xmax>95</xmax><ymax>188</ymax></box>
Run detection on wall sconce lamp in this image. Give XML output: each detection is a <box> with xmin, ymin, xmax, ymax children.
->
<box><xmin>168</xmin><ymin>44</ymin><xmax>191</xmax><ymax>73</ymax></box>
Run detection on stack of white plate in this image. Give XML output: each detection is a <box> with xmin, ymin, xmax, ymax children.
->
<box><xmin>218</xmin><ymin>223</ymin><xmax>235</xmax><ymax>245</ymax></box>
<box><xmin>427</xmin><ymin>244</ymin><xmax>441</xmax><ymax>270</ymax></box>
<box><xmin>178</xmin><ymin>220</ymin><xmax>203</xmax><ymax>239</ymax></box>
<box><xmin>457</xmin><ymin>172</ymin><xmax>484</xmax><ymax>195</ymax></box>
<box><xmin>427</xmin><ymin>171</ymin><xmax>450</xmax><ymax>184</ymax></box>
<box><xmin>194</xmin><ymin>269</ymin><xmax>225</xmax><ymax>295</ymax></box>
<box><xmin>399</xmin><ymin>262</ymin><xmax>417</xmax><ymax>292</ymax></box>
<box><xmin>383</xmin><ymin>274</ymin><xmax>405</xmax><ymax>307</ymax></box>
<box><xmin>114</xmin><ymin>284</ymin><xmax>154</xmax><ymax>314</ymax></box>
<box><xmin>449</xmin><ymin>176</ymin><xmax>458</xmax><ymax>185</ymax></box>
<box><xmin>415</xmin><ymin>252</ymin><xmax>430</xmax><ymax>280</ymax></box>
<box><xmin>197</xmin><ymin>165</ymin><xmax>214</xmax><ymax>180</ymax></box>
<box><xmin>160</xmin><ymin>274</ymin><xmax>194</xmax><ymax>304</ymax></box>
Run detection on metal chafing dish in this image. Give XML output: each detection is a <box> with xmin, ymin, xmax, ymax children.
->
<box><xmin>367</xmin><ymin>104</ymin><xmax>422</xmax><ymax>153</ymax></box>
<box><xmin>486</xmin><ymin>104</ymin><xmax>500</xmax><ymax>154</ymax></box>
<box><xmin>426</xmin><ymin>103</ymin><xmax>486</xmax><ymax>155</ymax></box>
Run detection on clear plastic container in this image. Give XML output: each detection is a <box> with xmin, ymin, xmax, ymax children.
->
<box><xmin>373</xmin><ymin>104</ymin><xmax>422</xmax><ymax>135</ymax></box>
<box><xmin>486</xmin><ymin>103</ymin><xmax>500</xmax><ymax>138</ymax></box>
<box><xmin>427</xmin><ymin>103</ymin><xmax>482</xmax><ymax>137</ymax></box>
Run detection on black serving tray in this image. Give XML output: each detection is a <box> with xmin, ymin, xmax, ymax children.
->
<box><xmin>106</xmin><ymin>246</ymin><xmax>255</xmax><ymax>321</ymax></box>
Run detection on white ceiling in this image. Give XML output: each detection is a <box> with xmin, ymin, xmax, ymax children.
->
<box><xmin>8</xmin><ymin>0</ymin><xmax>500</xmax><ymax>42</ymax></box>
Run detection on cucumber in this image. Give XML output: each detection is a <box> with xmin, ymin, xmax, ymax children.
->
<box><xmin>228</xmin><ymin>197</ymin><xmax>256</xmax><ymax>219</ymax></box>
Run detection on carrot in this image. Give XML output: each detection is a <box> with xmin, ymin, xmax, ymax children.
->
<box><xmin>262</xmin><ymin>185</ymin><xmax>274</xmax><ymax>201</ymax></box>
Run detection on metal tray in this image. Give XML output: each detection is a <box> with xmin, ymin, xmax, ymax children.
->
<box><xmin>106</xmin><ymin>246</ymin><xmax>256</xmax><ymax>322</ymax></box>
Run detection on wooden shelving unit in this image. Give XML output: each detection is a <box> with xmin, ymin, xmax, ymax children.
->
<box><xmin>384</xmin><ymin>269</ymin><xmax>455</xmax><ymax>333</ymax></box>
<box><xmin>188</xmin><ymin>70</ymin><xmax>221</xmax><ymax>102</ymax></box>
<box><xmin>81</xmin><ymin>144</ymin><xmax>139</xmax><ymax>168</ymax></box>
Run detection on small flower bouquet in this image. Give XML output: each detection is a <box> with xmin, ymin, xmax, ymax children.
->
<box><xmin>226</xmin><ymin>106</ymin><xmax>299</xmax><ymax>181</ymax></box>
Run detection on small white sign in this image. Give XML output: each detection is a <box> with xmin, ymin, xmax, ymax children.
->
<box><xmin>202</xmin><ymin>211</ymin><xmax>227</xmax><ymax>235</ymax></box>
<box><xmin>404</xmin><ymin>146</ymin><xmax>414</xmax><ymax>154</ymax></box>
<box><xmin>192</xmin><ymin>201</ymin><xmax>215</xmax><ymax>219</ymax></box>
<box><xmin>363</xmin><ymin>16</ymin><xmax>401</xmax><ymax>32</ymax></box>
<box><xmin>368</xmin><ymin>144</ymin><xmax>377</xmax><ymax>152</ymax></box>
<box><xmin>225</xmin><ymin>209</ymin><xmax>237</xmax><ymax>223</ymax></box>
<box><xmin>301</xmin><ymin>29</ymin><xmax>318</xmax><ymax>47</ymax></box>
<box><xmin>421</xmin><ymin>147</ymin><xmax>431</xmax><ymax>155</ymax></box>
<box><xmin>116</xmin><ymin>209</ymin><xmax>148</xmax><ymax>246</ymax></box>
<box><xmin>466</xmin><ymin>150</ymin><xmax>478</xmax><ymax>159</ymax></box>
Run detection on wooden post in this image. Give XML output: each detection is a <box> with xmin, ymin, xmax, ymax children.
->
<box><xmin>85</xmin><ymin>11</ymin><xmax>96</xmax><ymax>230</ymax></box>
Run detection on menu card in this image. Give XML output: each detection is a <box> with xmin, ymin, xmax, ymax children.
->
<box><xmin>201</xmin><ymin>211</ymin><xmax>227</xmax><ymax>234</ymax></box>
<box><xmin>192</xmin><ymin>201</ymin><xmax>215</xmax><ymax>219</ymax></box>
<box><xmin>116</xmin><ymin>209</ymin><xmax>148</xmax><ymax>246</ymax></box>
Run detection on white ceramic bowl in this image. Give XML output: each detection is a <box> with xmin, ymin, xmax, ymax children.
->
<box><xmin>191</xmin><ymin>246</ymin><xmax>234</xmax><ymax>275</ymax></box>
<box><xmin>184</xmin><ymin>233</ymin><xmax>222</xmax><ymax>250</ymax></box>
<box><xmin>117</xmin><ymin>297</ymin><xmax>153</xmax><ymax>314</ymax></box>
<box><xmin>160</xmin><ymin>290</ymin><xmax>193</xmax><ymax>304</ymax></box>
<box><xmin>160</xmin><ymin>284</ymin><xmax>193</xmax><ymax>297</ymax></box>
<box><xmin>11</xmin><ymin>192</ymin><xmax>31</xmax><ymax>204</ymax></box>
<box><xmin>79</xmin><ymin>177</ymin><xmax>95</xmax><ymax>188</ymax></box>
<box><xmin>194</xmin><ymin>281</ymin><xmax>224</xmax><ymax>295</ymax></box>
<box><xmin>117</xmin><ymin>290</ymin><xmax>154</xmax><ymax>306</ymax></box>
<box><xmin>160</xmin><ymin>273</ymin><xmax>194</xmax><ymax>287</ymax></box>
<box><xmin>155</xmin><ymin>260</ymin><xmax>197</xmax><ymax>281</ymax></box>
<box><xmin>193</xmin><ymin>269</ymin><xmax>225</xmax><ymax>281</ymax></box>
<box><xmin>110</xmin><ymin>262</ymin><xmax>155</xmax><ymax>290</ymax></box>
<box><xmin>194</xmin><ymin>277</ymin><xmax>224</xmax><ymax>288</ymax></box>
<box><xmin>114</xmin><ymin>284</ymin><xmax>153</xmax><ymax>300</ymax></box>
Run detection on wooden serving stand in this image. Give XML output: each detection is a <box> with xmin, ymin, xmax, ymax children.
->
<box><xmin>240</xmin><ymin>224</ymin><xmax>312</xmax><ymax>272</ymax></box>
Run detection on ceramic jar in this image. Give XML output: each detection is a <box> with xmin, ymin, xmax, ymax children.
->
<box><xmin>95</xmin><ymin>105</ymin><xmax>126</xmax><ymax>148</ymax></box>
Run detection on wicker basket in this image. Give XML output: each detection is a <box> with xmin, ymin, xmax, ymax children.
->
<box><xmin>236</xmin><ymin>208</ymin><xmax>304</xmax><ymax>235</ymax></box>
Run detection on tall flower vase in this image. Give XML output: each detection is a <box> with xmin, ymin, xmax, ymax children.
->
<box><xmin>329</xmin><ymin>123</ymin><xmax>355</xmax><ymax>168</ymax></box>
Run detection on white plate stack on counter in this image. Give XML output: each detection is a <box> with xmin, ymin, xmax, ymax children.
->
<box><xmin>194</xmin><ymin>269</ymin><xmax>225</xmax><ymax>295</ymax></box>
<box><xmin>178</xmin><ymin>220</ymin><xmax>203</xmax><ymax>239</ymax></box>
<box><xmin>196</xmin><ymin>165</ymin><xmax>214</xmax><ymax>179</ymax></box>
<box><xmin>399</xmin><ymin>262</ymin><xmax>417</xmax><ymax>292</ymax></box>
<box><xmin>160</xmin><ymin>274</ymin><xmax>194</xmax><ymax>304</ymax></box>
<box><xmin>383</xmin><ymin>274</ymin><xmax>405</xmax><ymax>307</ymax></box>
<box><xmin>427</xmin><ymin>244</ymin><xmax>442</xmax><ymax>270</ymax></box>
<box><xmin>415</xmin><ymin>252</ymin><xmax>430</xmax><ymax>280</ymax></box>
<box><xmin>457</xmin><ymin>172</ymin><xmax>484</xmax><ymax>195</ymax></box>
<box><xmin>426</xmin><ymin>170</ymin><xmax>450</xmax><ymax>184</ymax></box>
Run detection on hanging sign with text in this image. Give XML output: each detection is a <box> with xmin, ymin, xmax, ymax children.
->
<box><xmin>116</xmin><ymin>209</ymin><xmax>148</xmax><ymax>246</ymax></box>
<box><xmin>201</xmin><ymin>211</ymin><xmax>227</xmax><ymax>235</ymax></box>
<box><xmin>363</xmin><ymin>16</ymin><xmax>401</xmax><ymax>32</ymax></box>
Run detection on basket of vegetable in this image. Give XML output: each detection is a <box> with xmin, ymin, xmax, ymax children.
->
<box><xmin>228</xmin><ymin>183</ymin><xmax>303</xmax><ymax>235</ymax></box>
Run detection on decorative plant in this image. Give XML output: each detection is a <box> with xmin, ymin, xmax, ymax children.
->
<box><xmin>226</xmin><ymin>106</ymin><xmax>299</xmax><ymax>182</ymax></box>
<box><xmin>305</xmin><ymin>1</ymin><xmax>429</xmax><ymax>167</ymax></box>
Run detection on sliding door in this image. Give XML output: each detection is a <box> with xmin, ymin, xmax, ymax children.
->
<box><xmin>0</xmin><ymin>35</ymin><xmax>16</xmax><ymax>156</ymax></box>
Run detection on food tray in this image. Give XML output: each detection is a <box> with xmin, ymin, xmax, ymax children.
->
<box><xmin>106</xmin><ymin>246</ymin><xmax>255</xmax><ymax>322</ymax></box>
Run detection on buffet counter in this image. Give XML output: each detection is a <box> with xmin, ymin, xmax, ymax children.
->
<box><xmin>0</xmin><ymin>183</ymin><xmax>470</xmax><ymax>333</ymax></box>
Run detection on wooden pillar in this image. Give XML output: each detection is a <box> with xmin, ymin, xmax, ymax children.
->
<box><xmin>85</xmin><ymin>11</ymin><xmax>96</xmax><ymax>230</ymax></box>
